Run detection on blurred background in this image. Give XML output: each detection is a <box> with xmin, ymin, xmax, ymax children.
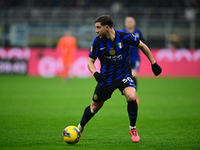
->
<box><xmin>1</xmin><ymin>1</ymin><xmax>200</xmax><ymax>149</ymax></box>
<box><xmin>0</xmin><ymin>0</ymin><xmax>199</xmax><ymax>77</ymax></box>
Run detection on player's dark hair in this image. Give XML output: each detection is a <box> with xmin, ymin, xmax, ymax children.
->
<box><xmin>95</xmin><ymin>15</ymin><xmax>113</xmax><ymax>28</ymax></box>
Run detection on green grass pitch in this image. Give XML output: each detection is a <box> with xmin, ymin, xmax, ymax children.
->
<box><xmin>0</xmin><ymin>76</ymin><xmax>200</xmax><ymax>150</ymax></box>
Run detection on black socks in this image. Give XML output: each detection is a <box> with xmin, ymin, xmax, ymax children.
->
<box><xmin>80</xmin><ymin>105</ymin><xmax>95</xmax><ymax>127</ymax></box>
<box><xmin>80</xmin><ymin>100</ymin><xmax>138</xmax><ymax>128</ymax></box>
<box><xmin>127</xmin><ymin>100</ymin><xmax>138</xmax><ymax>127</ymax></box>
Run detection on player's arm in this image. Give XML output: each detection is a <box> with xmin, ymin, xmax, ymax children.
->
<box><xmin>89</xmin><ymin>38</ymin><xmax>105</xmax><ymax>82</ymax></box>
<box><xmin>88</xmin><ymin>57</ymin><xmax>97</xmax><ymax>74</ymax></box>
<box><xmin>88</xmin><ymin>57</ymin><xmax>105</xmax><ymax>83</ymax></box>
<box><xmin>137</xmin><ymin>41</ymin><xmax>162</xmax><ymax>76</ymax></box>
<box><xmin>137</xmin><ymin>41</ymin><xmax>155</xmax><ymax>65</ymax></box>
<box><xmin>56</xmin><ymin>38</ymin><xmax>64</xmax><ymax>53</ymax></box>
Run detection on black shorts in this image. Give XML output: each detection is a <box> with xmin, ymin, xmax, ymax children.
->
<box><xmin>92</xmin><ymin>76</ymin><xmax>136</xmax><ymax>103</ymax></box>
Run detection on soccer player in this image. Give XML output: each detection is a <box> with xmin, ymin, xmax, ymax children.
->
<box><xmin>56</xmin><ymin>31</ymin><xmax>77</xmax><ymax>81</ymax></box>
<box><xmin>124</xmin><ymin>16</ymin><xmax>145</xmax><ymax>104</ymax></box>
<box><xmin>77</xmin><ymin>15</ymin><xmax>162</xmax><ymax>143</ymax></box>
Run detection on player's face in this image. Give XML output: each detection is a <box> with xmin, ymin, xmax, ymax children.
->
<box><xmin>125</xmin><ymin>17</ymin><xmax>135</xmax><ymax>30</ymax></box>
<box><xmin>95</xmin><ymin>22</ymin><xmax>107</xmax><ymax>38</ymax></box>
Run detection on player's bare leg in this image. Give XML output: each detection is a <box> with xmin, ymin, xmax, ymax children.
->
<box><xmin>78</xmin><ymin>101</ymin><xmax>104</xmax><ymax>132</ymax></box>
<box><xmin>123</xmin><ymin>87</ymin><xmax>136</xmax><ymax>102</ymax></box>
<box><xmin>90</xmin><ymin>101</ymin><xmax>104</xmax><ymax>113</ymax></box>
<box><xmin>61</xmin><ymin>66</ymin><xmax>70</xmax><ymax>82</ymax></box>
<box><xmin>123</xmin><ymin>87</ymin><xmax>140</xmax><ymax>142</ymax></box>
<box><xmin>131</xmin><ymin>69</ymin><xmax>138</xmax><ymax>78</ymax></box>
<box><xmin>131</xmin><ymin>69</ymin><xmax>139</xmax><ymax>104</ymax></box>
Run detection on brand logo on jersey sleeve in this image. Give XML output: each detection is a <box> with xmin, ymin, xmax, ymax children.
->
<box><xmin>135</xmin><ymin>33</ymin><xmax>140</xmax><ymax>38</ymax></box>
<box><xmin>131</xmin><ymin>34</ymin><xmax>137</xmax><ymax>41</ymax></box>
<box><xmin>90</xmin><ymin>46</ymin><xmax>93</xmax><ymax>52</ymax></box>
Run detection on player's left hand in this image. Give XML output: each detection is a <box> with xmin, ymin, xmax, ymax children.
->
<box><xmin>151</xmin><ymin>62</ymin><xmax>162</xmax><ymax>76</ymax></box>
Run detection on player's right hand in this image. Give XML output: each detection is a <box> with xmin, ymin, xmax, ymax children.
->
<box><xmin>93</xmin><ymin>72</ymin><xmax>106</xmax><ymax>83</ymax></box>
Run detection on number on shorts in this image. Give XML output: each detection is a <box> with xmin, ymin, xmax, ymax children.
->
<box><xmin>122</xmin><ymin>77</ymin><xmax>133</xmax><ymax>83</ymax></box>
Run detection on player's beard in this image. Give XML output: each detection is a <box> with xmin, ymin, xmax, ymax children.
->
<box><xmin>99</xmin><ymin>32</ymin><xmax>107</xmax><ymax>38</ymax></box>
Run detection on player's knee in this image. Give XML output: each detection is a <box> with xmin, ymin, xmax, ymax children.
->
<box><xmin>90</xmin><ymin>102</ymin><xmax>104</xmax><ymax>113</ymax></box>
<box><xmin>91</xmin><ymin>107</ymin><xmax>99</xmax><ymax>113</ymax></box>
<box><xmin>126</xmin><ymin>94</ymin><xmax>136</xmax><ymax>102</ymax></box>
<box><xmin>131</xmin><ymin>70</ymin><xmax>137</xmax><ymax>77</ymax></box>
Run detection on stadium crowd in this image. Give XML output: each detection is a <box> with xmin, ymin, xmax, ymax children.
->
<box><xmin>0</xmin><ymin>0</ymin><xmax>199</xmax><ymax>8</ymax></box>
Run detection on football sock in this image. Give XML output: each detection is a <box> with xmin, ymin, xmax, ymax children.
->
<box><xmin>80</xmin><ymin>105</ymin><xmax>95</xmax><ymax>127</ymax></box>
<box><xmin>127</xmin><ymin>100</ymin><xmax>138</xmax><ymax>127</ymax></box>
<box><xmin>129</xmin><ymin>126</ymin><xmax>136</xmax><ymax>130</ymax></box>
<box><xmin>77</xmin><ymin>123</ymin><xmax>84</xmax><ymax>132</ymax></box>
<box><xmin>132</xmin><ymin>77</ymin><xmax>137</xmax><ymax>91</ymax></box>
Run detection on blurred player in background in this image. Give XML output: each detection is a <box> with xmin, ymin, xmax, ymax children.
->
<box><xmin>56</xmin><ymin>31</ymin><xmax>77</xmax><ymax>81</ymax></box>
<box><xmin>77</xmin><ymin>15</ymin><xmax>162</xmax><ymax>143</ymax></box>
<box><xmin>124</xmin><ymin>16</ymin><xmax>145</xmax><ymax>104</ymax></box>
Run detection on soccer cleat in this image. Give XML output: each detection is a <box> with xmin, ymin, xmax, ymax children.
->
<box><xmin>129</xmin><ymin>128</ymin><xmax>140</xmax><ymax>142</ymax></box>
<box><xmin>77</xmin><ymin>123</ymin><xmax>84</xmax><ymax>133</ymax></box>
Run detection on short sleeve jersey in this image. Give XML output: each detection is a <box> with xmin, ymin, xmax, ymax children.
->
<box><xmin>89</xmin><ymin>30</ymin><xmax>140</xmax><ymax>86</ymax></box>
<box><xmin>123</xmin><ymin>29</ymin><xmax>144</xmax><ymax>62</ymax></box>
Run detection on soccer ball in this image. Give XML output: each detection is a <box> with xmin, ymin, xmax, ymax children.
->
<box><xmin>62</xmin><ymin>126</ymin><xmax>81</xmax><ymax>144</ymax></box>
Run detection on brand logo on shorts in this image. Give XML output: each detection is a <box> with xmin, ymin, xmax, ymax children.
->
<box><xmin>94</xmin><ymin>94</ymin><xmax>98</xmax><ymax>100</ymax></box>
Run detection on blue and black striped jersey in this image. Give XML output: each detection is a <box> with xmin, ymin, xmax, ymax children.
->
<box><xmin>123</xmin><ymin>28</ymin><xmax>145</xmax><ymax>62</ymax></box>
<box><xmin>89</xmin><ymin>30</ymin><xmax>140</xmax><ymax>86</ymax></box>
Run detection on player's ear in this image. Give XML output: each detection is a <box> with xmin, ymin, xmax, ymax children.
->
<box><xmin>105</xmin><ymin>25</ymin><xmax>110</xmax><ymax>31</ymax></box>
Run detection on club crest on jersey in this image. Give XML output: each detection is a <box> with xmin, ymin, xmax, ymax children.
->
<box><xmin>118</xmin><ymin>42</ymin><xmax>123</xmax><ymax>49</ymax></box>
<box><xmin>109</xmin><ymin>48</ymin><xmax>116</xmax><ymax>55</ymax></box>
